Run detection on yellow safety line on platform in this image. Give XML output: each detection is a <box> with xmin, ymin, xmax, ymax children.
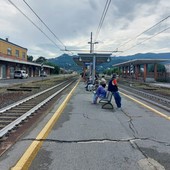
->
<box><xmin>11</xmin><ymin>80</ymin><xmax>80</xmax><ymax>170</ymax></box>
<box><xmin>120</xmin><ymin>92</ymin><xmax>170</xmax><ymax>121</ymax></box>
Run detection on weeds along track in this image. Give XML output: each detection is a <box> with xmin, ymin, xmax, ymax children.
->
<box><xmin>0</xmin><ymin>77</ymin><xmax>77</xmax><ymax>138</ymax></box>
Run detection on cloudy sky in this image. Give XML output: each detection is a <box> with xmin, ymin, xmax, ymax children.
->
<box><xmin>1</xmin><ymin>0</ymin><xmax>170</xmax><ymax>59</ymax></box>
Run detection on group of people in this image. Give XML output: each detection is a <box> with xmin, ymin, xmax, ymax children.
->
<box><xmin>92</xmin><ymin>74</ymin><xmax>121</xmax><ymax>109</ymax></box>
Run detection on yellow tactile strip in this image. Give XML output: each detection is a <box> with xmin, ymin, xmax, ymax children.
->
<box><xmin>11</xmin><ymin>80</ymin><xmax>80</xmax><ymax>170</ymax></box>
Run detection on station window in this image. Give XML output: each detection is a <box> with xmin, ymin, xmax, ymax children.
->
<box><xmin>7</xmin><ymin>48</ymin><xmax>12</xmax><ymax>55</ymax></box>
<box><xmin>22</xmin><ymin>52</ymin><xmax>26</xmax><ymax>59</ymax></box>
<box><xmin>15</xmin><ymin>50</ymin><xmax>19</xmax><ymax>57</ymax></box>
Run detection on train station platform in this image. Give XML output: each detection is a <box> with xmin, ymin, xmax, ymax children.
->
<box><xmin>0</xmin><ymin>79</ymin><xmax>169</xmax><ymax>170</ymax></box>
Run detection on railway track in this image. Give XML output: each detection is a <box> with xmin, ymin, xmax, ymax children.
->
<box><xmin>0</xmin><ymin>78</ymin><xmax>77</xmax><ymax>139</ymax></box>
<box><xmin>119</xmin><ymin>84</ymin><xmax>170</xmax><ymax>112</ymax></box>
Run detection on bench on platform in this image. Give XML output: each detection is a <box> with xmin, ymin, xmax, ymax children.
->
<box><xmin>99</xmin><ymin>91</ymin><xmax>113</xmax><ymax>109</ymax></box>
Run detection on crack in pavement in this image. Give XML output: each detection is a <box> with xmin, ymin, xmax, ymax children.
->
<box><xmin>21</xmin><ymin>137</ymin><xmax>168</xmax><ymax>145</ymax></box>
<box><xmin>20</xmin><ymin>137</ymin><xmax>169</xmax><ymax>169</ymax></box>
<box><xmin>21</xmin><ymin>137</ymin><xmax>138</xmax><ymax>143</ymax></box>
<box><xmin>121</xmin><ymin>108</ymin><xmax>139</xmax><ymax>135</ymax></box>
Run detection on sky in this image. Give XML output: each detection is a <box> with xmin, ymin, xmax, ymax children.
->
<box><xmin>1</xmin><ymin>0</ymin><xmax>170</xmax><ymax>60</ymax></box>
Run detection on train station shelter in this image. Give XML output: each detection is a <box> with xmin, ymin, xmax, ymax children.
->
<box><xmin>73</xmin><ymin>53</ymin><xmax>112</xmax><ymax>83</ymax></box>
<box><xmin>113</xmin><ymin>59</ymin><xmax>170</xmax><ymax>82</ymax></box>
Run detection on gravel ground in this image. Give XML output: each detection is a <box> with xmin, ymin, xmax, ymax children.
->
<box><xmin>119</xmin><ymin>79</ymin><xmax>170</xmax><ymax>100</ymax></box>
<box><xmin>0</xmin><ymin>77</ymin><xmax>169</xmax><ymax>109</ymax></box>
<box><xmin>0</xmin><ymin>78</ymin><xmax>64</xmax><ymax>109</ymax></box>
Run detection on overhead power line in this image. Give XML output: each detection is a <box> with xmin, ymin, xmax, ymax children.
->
<box><xmin>23</xmin><ymin>0</ymin><xmax>66</xmax><ymax>49</ymax></box>
<box><xmin>114</xmin><ymin>15</ymin><xmax>170</xmax><ymax>52</ymax></box>
<box><xmin>61</xmin><ymin>49</ymin><xmax>119</xmax><ymax>53</ymax></box>
<box><xmin>94</xmin><ymin>0</ymin><xmax>111</xmax><ymax>41</ymax></box>
<box><xmin>8</xmin><ymin>0</ymin><xmax>63</xmax><ymax>51</ymax></box>
<box><xmin>124</xmin><ymin>26</ymin><xmax>170</xmax><ymax>52</ymax></box>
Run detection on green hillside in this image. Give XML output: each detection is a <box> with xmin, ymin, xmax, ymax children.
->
<box><xmin>48</xmin><ymin>53</ymin><xmax>170</xmax><ymax>73</ymax></box>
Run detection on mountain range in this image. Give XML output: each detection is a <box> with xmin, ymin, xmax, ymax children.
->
<box><xmin>48</xmin><ymin>53</ymin><xmax>170</xmax><ymax>72</ymax></box>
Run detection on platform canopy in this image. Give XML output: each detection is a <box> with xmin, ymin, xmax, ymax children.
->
<box><xmin>113</xmin><ymin>59</ymin><xmax>170</xmax><ymax>67</ymax></box>
<box><xmin>73</xmin><ymin>53</ymin><xmax>112</xmax><ymax>66</ymax></box>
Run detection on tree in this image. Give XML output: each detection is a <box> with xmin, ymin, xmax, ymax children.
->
<box><xmin>45</xmin><ymin>62</ymin><xmax>60</xmax><ymax>74</ymax></box>
<box><xmin>35</xmin><ymin>56</ymin><xmax>47</xmax><ymax>63</ymax></box>
<box><xmin>27</xmin><ymin>55</ymin><xmax>33</xmax><ymax>62</ymax></box>
<box><xmin>103</xmin><ymin>67</ymin><xmax>119</xmax><ymax>75</ymax></box>
<box><xmin>149</xmin><ymin>64</ymin><xmax>166</xmax><ymax>73</ymax></box>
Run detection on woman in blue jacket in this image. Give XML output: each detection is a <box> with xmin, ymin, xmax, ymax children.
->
<box><xmin>92</xmin><ymin>83</ymin><xmax>107</xmax><ymax>104</ymax></box>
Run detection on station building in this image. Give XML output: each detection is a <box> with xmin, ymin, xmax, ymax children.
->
<box><xmin>113</xmin><ymin>59</ymin><xmax>170</xmax><ymax>82</ymax></box>
<box><xmin>0</xmin><ymin>38</ymin><xmax>54</xmax><ymax>79</ymax></box>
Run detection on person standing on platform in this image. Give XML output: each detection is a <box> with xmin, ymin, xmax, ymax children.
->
<box><xmin>108</xmin><ymin>73</ymin><xmax>121</xmax><ymax>109</ymax></box>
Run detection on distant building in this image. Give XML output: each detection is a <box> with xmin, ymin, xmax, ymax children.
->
<box><xmin>0</xmin><ymin>38</ymin><xmax>54</xmax><ymax>79</ymax></box>
<box><xmin>165</xmin><ymin>62</ymin><xmax>170</xmax><ymax>73</ymax></box>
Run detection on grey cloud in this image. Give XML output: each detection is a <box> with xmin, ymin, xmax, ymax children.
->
<box><xmin>88</xmin><ymin>0</ymin><xmax>99</xmax><ymax>10</ymax></box>
<box><xmin>1</xmin><ymin>0</ymin><xmax>170</xmax><ymax>58</ymax></box>
<box><xmin>110</xmin><ymin>0</ymin><xmax>160</xmax><ymax>20</ymax></box>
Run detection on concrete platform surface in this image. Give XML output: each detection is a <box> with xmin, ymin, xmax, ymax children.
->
<box><xmin>0</xmin><ymin>81</ymin><xmax>170</xmax><ymax>170</ymax></box>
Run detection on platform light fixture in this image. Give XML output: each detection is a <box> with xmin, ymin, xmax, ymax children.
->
<box><xmin>107</xmin><ymin>57</ymin><xmax>110</xmax><ymax>62</ymax></box>
<box><xmin>79</xmin><ymin>57</ymin><xmax>82</xmax><ymax>61</ymax></box>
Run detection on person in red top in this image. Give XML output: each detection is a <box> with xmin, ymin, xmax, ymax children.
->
<box><xmin>108</xmin><ymin>73</ymin><xmax>121</xmax><ymax>109</ymax></box>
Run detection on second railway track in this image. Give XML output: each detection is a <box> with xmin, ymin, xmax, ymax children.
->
<box><xmin>0</xmin><ymin>77</ymin><xmax>77</xmax><ymax>139</ymax></box>
<box><xmin>119</xmin><ymin>83</ymin><xmax>170</xmax><ymax>112</ymax></box>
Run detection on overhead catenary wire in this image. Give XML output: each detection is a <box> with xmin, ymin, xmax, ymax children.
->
<box><xmin>94</xmin><ymin>0</ymin><xmax>111</xmax><ymax>42</ymax></box>
<box><xmin>8</xmin><ymin>0</ymin><xmax>63</xmax><ymax>51</ymax></box>
<box><xmin>23</xmin><ymin>0</ymin><xmax>66</xmax><ymax>50</ymax></box>
<box><xmin>114</xmin><ymin>15</ymin><xmax>170</xmax><ymax>52</ymax></box>
<box><xmin>8</xmin><ymin>0</ymin><xmax>170</xmax><ymax>56</ymax></box>
<box><xmin>123</xmin><ymin>26</ymin><xmax>170</xmax><ymax>52</ymax></box>
<box><xmin>23</xmin><ymin>0</ymin><xmax>87</xmax><ymax>54</ymax></box>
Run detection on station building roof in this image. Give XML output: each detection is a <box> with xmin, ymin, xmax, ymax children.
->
<box><xmin>0</xmin><ymin>38</ymin><xmax>27</xmax><ymax>50</ymax></box>
<box><xmin>113</xmin><ymin>59</ymin><xmax>170</xmax><ymax>67</ymax></box>
<box><xmin>0</xmin><ymin>56</ymin><xmax>54</xmax><ymax>69</ymax></box>
<box><xmin>73</xmin><ymin>53</ymin><xmax>112</xmax><ymax>66</ymax></box>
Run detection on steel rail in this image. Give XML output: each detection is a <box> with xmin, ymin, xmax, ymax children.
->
<box><xmin>0</xmin><ymin>81</ymin><xmax>66</xmax><ymax>113</ymax></box>
<box><xmin>0</xmin><ymin>81</ymin><xmax>72</xmax><ymax>138</ymax></box>
<box><xmin>119</xmin><ymin>87</ymin><xmax>170</xmax><ymax>112</ymax></box>
<box><xmin>119</xmin><ymin>84</ymin><xmax>170</xmax><ymax>104</ymax></box>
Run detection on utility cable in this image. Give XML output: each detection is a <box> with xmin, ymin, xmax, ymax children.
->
<box><xmin>123</xmin><ymin>26</ymin><xmax>170</xmax><ymax>52</ymax></box>
<box><xmin>113</xmin><ymin>15</ymin><xmax>170</xmax><ymax>52</ymax></box>
<box><xmin>94</xmin><ymin>0</ymin><xmax>111</xmax><ymax>42</ymax></box>
<box><xmin>8</xmin><ymin>0</ymin><xmax>63</xmax><ymax>51</ymax></box>
<box><xmin>23</xmin><ymin>0</ymin><xmax>66</xmax><ymax>50</ymax></box>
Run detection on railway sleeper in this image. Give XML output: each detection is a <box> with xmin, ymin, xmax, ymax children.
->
<box><xmin>20</xmin><ymin>104</ymin><xmax>37</xmax><ymax>107</ymax></box>
<box><xmin>6</xmin><ymin>110</ymin><xmax>26</xmax><ymax>113</ymax></box>
<box><xmin>1</xmin><ymin>112</ymin><xmax>24</xmax><ymax>116</ymax></box>
<box><xmin>0</xmin><ymin>114</ymin><xmax>19</xmax><ymax>117</ymax></box>
<box><xmin>0</xmin><ymin>120</ymin><xmax>13</xmax><ymax>125</ymax></box>
<box><xmin>24</xmin><ymin>101</ymin><xmax>41</xmax><ymax>105</ymax></box>
<box><xmin>0</xmin><ymin>116</ymin><xmax>17</xmax><ymax>120</ymax></box>
<box><xmin>9</xmin><ymin>108</ymin><xmax>31</xmax><ymax>112</ymax></box>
